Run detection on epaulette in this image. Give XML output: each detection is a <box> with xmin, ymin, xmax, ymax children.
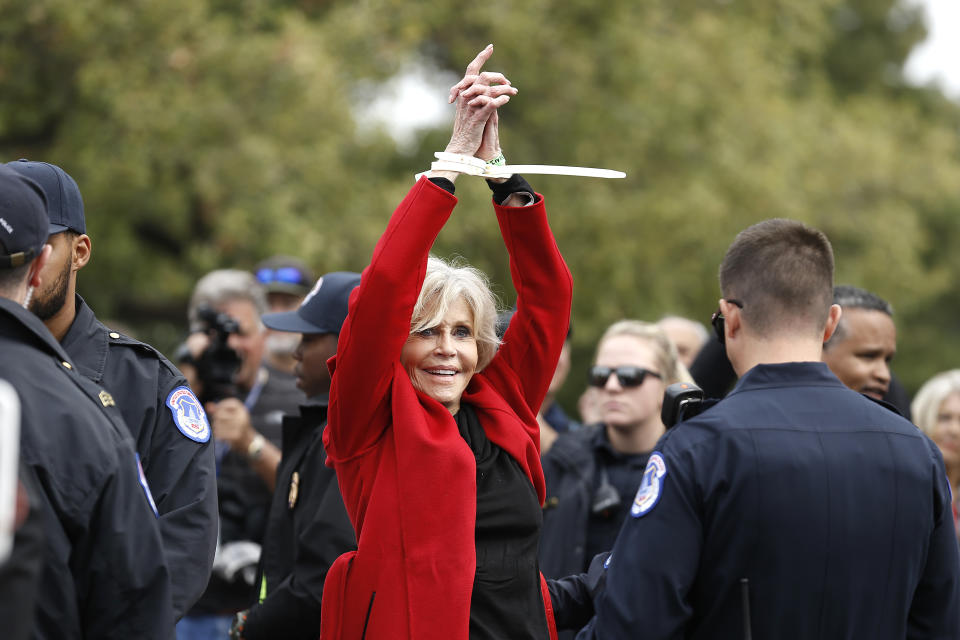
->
<box><xmin>104</xmin><ymin>330</ymin><xmax>185</xmax><ymax>380</ymax></box>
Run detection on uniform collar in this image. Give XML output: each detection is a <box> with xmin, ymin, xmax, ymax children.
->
<box><xmin>59</xmin><ymin>294</ymin><xmax>107</xmax><ymax>383</ymax></box>
<box><xmin>728</xmin><ymin>361</ymin><xmax>843</xmax><ymax>397</ymax></box>
<box><xmin>0</xmin><ymin>296</ymin><xmax>75</xmax><ymax>364</ymax></box>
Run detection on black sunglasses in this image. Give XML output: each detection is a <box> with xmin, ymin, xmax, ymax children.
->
<box><xmin>710</xmin><ymin>299</ymin><xmax>744</xmax><ymax>345</ymax></box>
<box><xmin>588</xmin><ymin>366</ymin><xmax>662</xmax><ymax>388</ymax></box>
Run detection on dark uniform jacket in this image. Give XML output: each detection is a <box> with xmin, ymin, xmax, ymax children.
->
<box><xmin>541</xmin><ymin>425</ymin><xmax>649</xmax><ymax>580</ymax></box>
<box><xmin>194</xmin><ymin>364</ymin><xmax>302</xmax><ymax>615</ymax></box>
<box><xmin>541</xmin><ymin>425</ymin><xmax>650</xmax><ymax>640</ymax></box>
<box><xmin>578</xmin><ymin>362</ymin><xmax>960</xmax><ymax>640</ymax></box>
<box><xmin>61</xmin><ymin>295</ymin><xmax>217</xmax><ymax>619</ymax></box>
<box><xmin>0</xmin><ymin>297</ymin><xmax>173</xmax><ymax>639</ymax></box>
<box><xmin>243</xmin><ymin>399</ymin><xmax>356</xmax><ymax>639</ymax></box>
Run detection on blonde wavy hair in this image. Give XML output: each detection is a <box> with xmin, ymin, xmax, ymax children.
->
<box><xmin>912</xmin><ymin>369</ymin><xmax>960</xmax><ymax>438</ymax></box>
<box><xmin>410</xmin><ymin>255</ymin><xmax>502</xmax><ymax>370</ymax></box>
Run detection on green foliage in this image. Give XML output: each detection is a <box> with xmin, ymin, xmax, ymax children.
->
<box><xmin>1</xmin><ymin>0</ymin><xmax>958</xmax><ymax>410</ymax></box>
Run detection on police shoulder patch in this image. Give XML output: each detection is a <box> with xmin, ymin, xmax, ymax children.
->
<box><xmin>630</xmin><ymin>451</ymin><xmax>668</xmax><ymax>517</ymax></box>
<box><xmin>165</xmin><ymin>386</ymin><xmax>210</xmax><ymax>443</ymax></box>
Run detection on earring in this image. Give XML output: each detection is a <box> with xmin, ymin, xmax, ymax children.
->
<box><xmin>22</xmin><ymin>285</ymin><xmax>34</xmax><ymax>310</ymax></box>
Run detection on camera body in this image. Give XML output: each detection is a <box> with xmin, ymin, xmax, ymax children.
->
<box><xmin>192</xmin><ymin>305</ymin><xmax>243</xmax><ymax>404</ymax></box>
<box><xmin>661</xmin><ymin>382</ymin><xmax>705</xmax><ymax>429</ymax></box>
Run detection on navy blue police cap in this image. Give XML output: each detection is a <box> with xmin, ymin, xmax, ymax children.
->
<box><xmin>5</xmin><ymin>159</ymin><xmax>85</xmax><ymax>235</ymax></box>
<box><xmin>0</xmin><ymin>165</ymin><xmax>49</xmax><ymax>269</ymax></box>
<box><xmin>262</xmin><ymin>271</ymin><xmax>361</xmax><ymax>335</ymax></box>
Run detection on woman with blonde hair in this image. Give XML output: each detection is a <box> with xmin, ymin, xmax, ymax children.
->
<box><xmin>912</xmin><ymin>369</ymin><xmax>960</xmax><ymax>536</ymax></box>
<box><xmin>320</xmin><ymin>46</ymin><xmax>571</xmax><ymax>640</ymax></box>
<box><xmin>539</xmin><ymin>320</ymin><xmax>691</xmax><ymax>637</ymax></box>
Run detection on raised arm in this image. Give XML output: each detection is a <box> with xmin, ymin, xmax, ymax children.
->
<box><xmin>325</xmin><ymin>45</ymin><xmax>518</xmax><ymax>462</ymax></box>
<box><xmin>485</xmin><ymin>189</ymin><xmax>573</xmax><ymax>417</ymax></box>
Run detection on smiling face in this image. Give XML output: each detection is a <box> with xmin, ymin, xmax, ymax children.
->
<box><xmin>822</xmin><ymin>308</ymin><xmax>896</xmax><ymax>401</ymax></box>
<box><xmin>400</xmin><ymin>297</ymin><xmax>478</xmax><ymax>415</ymax></box>
<box><xmin>932</xmin><ymin>392</ymin><xmax>960</xmax><ymax>473</ymax></box>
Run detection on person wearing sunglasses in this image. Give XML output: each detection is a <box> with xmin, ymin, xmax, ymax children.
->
<box><xmin>253</xmin><ymin>256</ymin><xmax>314</xmax><ymax>376</ymax></box>
<box><xmin>576</xmin><ymin>219</ymin><xmax>960</xmax><ymax>639</ymax></box>
<box><xmin>320</xmin><ymin>46</ymin><xmax>571</xmax><ymax>640</ymax></box>
<box><xmin>539</xmin><ymin>321</ymin><xmax>690</xmax><ymax>638</ymax></box>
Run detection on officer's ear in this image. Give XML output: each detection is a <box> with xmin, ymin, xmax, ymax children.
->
<box><xmin>71</xmin><ymin>234</ymin><xmax>91</xmax><ymax>271</ymax></box>
<box><xmin>27</xmin><ymin>244</ymin><xmax>53</xmax><ymax>289</ymax></box>
<box><xmin>720</xmin><ymin>298</ymin><xmax>742</xmax><ymax>343</ymax></box>
<box><xmin>821</xmin><ymin>304</ymin><xmax>842</xmax><ymax>344</ymax></box>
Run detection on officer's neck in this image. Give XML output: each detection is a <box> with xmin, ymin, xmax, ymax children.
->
<box><xmin>606</xmin><ymin>417</ymin><xmax>664</xmax><ymax>455</ymax></box>
<box><xmin>729</xmin><ymin>337</ymin><xmax>824</xmax><ymax>378</ymax></box>
<box><xmin>44</xmin><ymin>280</ymin><xmax>79</xmax><ymax>343</ymax></box>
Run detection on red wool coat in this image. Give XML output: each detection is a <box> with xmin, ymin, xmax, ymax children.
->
<box><xmin>321</xmin><ymin>177</ymin><xmax>573</xmax><ymax>640</ymax></box>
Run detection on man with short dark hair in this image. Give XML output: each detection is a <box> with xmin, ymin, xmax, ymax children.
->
<box><xmin>228</xmin><ymin>272</ymin><xmax>359</xmax><ymax>640</ymax></box>
<box><xmin>575</xmin><ymin>218</ymin><xmax>960</xmax><ymax>639</ymax></box>
<box><xmin>822</xmin><ymin>284</ymin><xmax>901</xmax><ymax>405</ymax></box>
<box><xmin>0</xmin><ymin>164</ymin><xmax>173</xmax><ymax>637</ymax></box>
<box><xmin>6</xmin><ymin>158</ymin><xmax>217</xmax><ymax>620</ymax></box>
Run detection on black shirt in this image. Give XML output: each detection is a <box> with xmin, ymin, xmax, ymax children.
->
<box><xmin>455</xmin><ymin>404</ymin><xmax>549</xmax><ymax>640</ymax></box>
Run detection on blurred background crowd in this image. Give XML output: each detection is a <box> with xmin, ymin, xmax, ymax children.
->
<box><xmin>3</xmin><ymin>0</ymin><xmax>960</xmax><ymax>637</ymax></box>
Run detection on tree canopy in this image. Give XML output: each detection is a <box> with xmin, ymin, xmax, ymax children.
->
<box><xmin>2</xmin><ymin>0</ymin><xmax>958</xmax><ymax>409</ymax></box>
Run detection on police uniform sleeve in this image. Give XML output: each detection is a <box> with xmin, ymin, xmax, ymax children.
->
<box><xmin>242</xmin><ymin>467</ymin><xmax>357</xmax><ymax>639</ymax></box>
<box><xmin>577</xmin><ymin>437</ymin><xmax>703</xmax><ymax>640</ymax></box>
<box><xmin>74</xmin><ymin>436</ymin><xmax>174</xmax><ymax>639</ymax></box>
<box><xmin>149</xmin><ymin>365</ymin><xmax>218</xmax><ymax>619</ymax></box>
<box><xmin>906</xmin><ymin>442</ymin><xmax>960</xmax><ymax>638</ymax></box>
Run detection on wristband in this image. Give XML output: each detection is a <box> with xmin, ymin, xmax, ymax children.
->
<box><xmin>247</xmin><ymin>434</ymin><xmax>265</xmax><ymax>461</ymax></box>
<box><xmin>486</xmin><ymin>152</ymin><xmax>506</xmax><ymax>166</ymax></box>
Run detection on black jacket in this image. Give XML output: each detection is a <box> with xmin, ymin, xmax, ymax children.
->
<box><xmin>194</xmin><ymin>364</ymin><xmax>303</xmax><ymax>615</ymax></box>
<box><xmin>540</xmin><ymin>426</ymin><xmax>598</xmax><ymax>581</ymax></box>
<box><xmin>579</xmin><ymin>363</ymin><xmax>960</xmax><ymax>639</ymax></box>
<box><xmin>540</xmin><ymin>425</ymin><xmax>649</xmax><ymax>639</ymax></box>
<box><xmin>0</xmin><ymin>297</ymin><xmax>173</xmax><ymax>639</ymax></box>
<box><xmin>61</xmin><ymin>295</ymin><xmax>217</xmax><ymax>619</ymax></box>
<box><xmin>540</xmin><ymin>425</ymin><xmax>650</xmax><ymax>579</ymax></box>
<box><xmin>242</xmin><ymin>400</ymin><xmax>356</xmax><ymax>640</ymax></box>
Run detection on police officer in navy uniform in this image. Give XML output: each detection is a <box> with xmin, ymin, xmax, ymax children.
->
<box><xmin>228</xmin><ymin>272</ymin><xmax>359</xmax><ymax>640</ymax></box>
<box><xmin>575</xmin><ymin>219</ymin><xmax>960</xmax><ymax>639</ymax></box>
<box><xmin>6</xmin><ymin>159</ymin><xmax>217</xmax><ymax>620</ymax></box>
<box><xmin>0</xmin><ymin>165</ymin><xmax>174</xmax><ymax>638</ymax></box>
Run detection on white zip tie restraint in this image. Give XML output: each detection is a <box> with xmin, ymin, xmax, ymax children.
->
<box><xmin>415</xmin><ymin>152</ymin><xmax>626</xmax><ymax>181</ymax></box>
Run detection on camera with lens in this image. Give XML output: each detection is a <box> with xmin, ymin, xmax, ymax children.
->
<box><xmin>191</xmin><ymin>305</ymin><xmax>242</xmax><ymax>404</ymax></box>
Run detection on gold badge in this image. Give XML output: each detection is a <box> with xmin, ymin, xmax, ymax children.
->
<box><xmin>99</xmin><ymin>390</ymin><xmax>116</xmax><ymax>407</ymax></box>
<box><xmin>288</xmin><ymin>471</ymin><xmax>300</xmax><ymax>509</ymax></box>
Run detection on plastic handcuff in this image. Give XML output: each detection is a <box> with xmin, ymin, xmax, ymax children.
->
<box><xmin>415</xmin><ymin>152</ymin><xmax>626</xmax><ymax>181</ymax></box>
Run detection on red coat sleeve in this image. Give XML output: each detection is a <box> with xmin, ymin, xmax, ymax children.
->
<box><xmin>325</xmin><ymin>178</ymin><xmax>457</xmax><ymax>463</ymax></box>
<box><xmin>483</xmin><ymin>193</ymin><xmax>573</xmax><ymax>447</ymax></box>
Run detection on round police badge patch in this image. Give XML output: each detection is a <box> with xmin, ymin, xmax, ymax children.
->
<box><xmin>166</xmin><ymin>386</ymin><xmax>211</xmax><ymax>443</ymax></box>
<box><xmin>631</xmin><ymin>452</ymin><xmax>668</xmax><ymax>517</ymax></box>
